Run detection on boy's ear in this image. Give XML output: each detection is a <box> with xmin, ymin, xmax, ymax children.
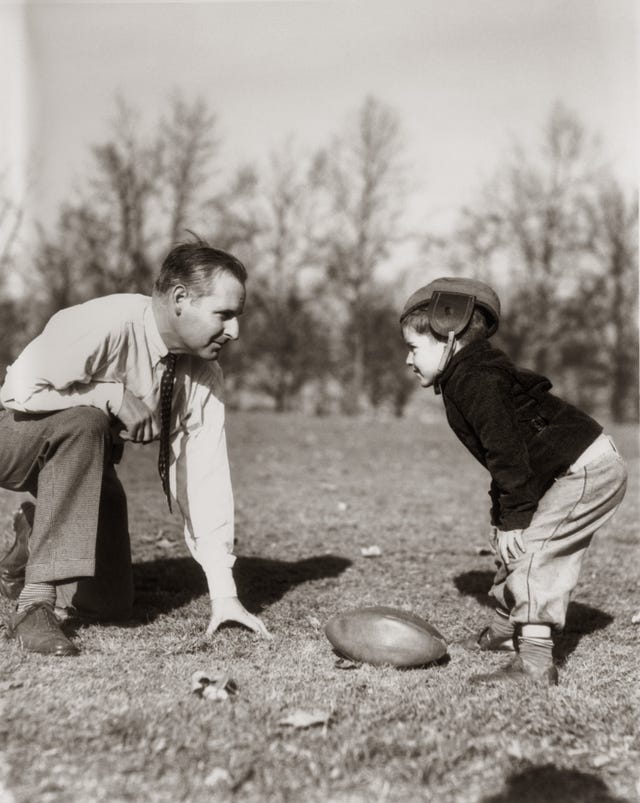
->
<box><xmin>429</xmin><ymin>292</ymin><xmax>475</xmax><ymax>337</ymax></box>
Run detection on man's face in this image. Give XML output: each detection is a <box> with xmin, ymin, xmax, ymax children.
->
<box><xmin>174</xmin><ymin>271</ymin><xmax>246</xmax><ymax>361</ymax></box>
<box><xmin>403</xmin><ymin>325</ymin><xmax>444</xmax><ymax>388</ymax></box>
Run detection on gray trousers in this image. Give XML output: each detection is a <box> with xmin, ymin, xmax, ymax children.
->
<box><xmin>490</xmin><ymin>448</ymin><xmax>628</xmax><ymax>629</ymax></box>
<box><xmin>0</xmin><ymin>406</ymin><xmax>133</xmax><ymax>619</ymax></box>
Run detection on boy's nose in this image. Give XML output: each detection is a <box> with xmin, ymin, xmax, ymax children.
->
<box><xmin>406</xmin><ymin>352</ymin><xmax>413</xmax><ymax>366</ymax></box>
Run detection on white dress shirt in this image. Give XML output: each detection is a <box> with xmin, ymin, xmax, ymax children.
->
<box><xmin>0</xmin><ymin>293</ymin><xmax>237</xmax><ymax>598</ymax></box>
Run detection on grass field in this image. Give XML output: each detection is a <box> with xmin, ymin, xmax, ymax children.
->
<box><xmin>0</xmin><ymin>411</ymin><xmax>638</xmax><ymax>803</ymax></box>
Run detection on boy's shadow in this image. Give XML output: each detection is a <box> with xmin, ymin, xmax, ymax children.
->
<box><xmin>129</xmin><ymin>553</ymin><xmax>351</xmax><ymax>622</ymax></box>
<box><xmin>453</xmin><ymin>569</ymin><xmax>613</xmax><ymax>662</ymax></box>
<box><xmin>480</xmin><ymin>764</ymin><xmax>631</xmax><ymax>803</ymax></box>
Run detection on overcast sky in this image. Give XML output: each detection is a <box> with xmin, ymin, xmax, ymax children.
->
<box><xmin>2</xmin><ymin>0</ymin><xmax>637</xmax><ymax>243</ymax></box>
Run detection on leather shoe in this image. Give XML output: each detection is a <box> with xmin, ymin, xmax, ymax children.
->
<box><xmin>470</xmin><ymin>655</ymin><xmax>558</xmax><ymax>686</ymax></box>
<box><xmin>6</xmin><ymin>602</ymin><xmax>79</xmax><ymax>656</ymax></box>
<box><xmin>0</xmin><ymin>502</ymin><xmax>34</xmax><ymax>600</ymax></box>
<box><xmin>459</xmin><ymin>626</ymin><xmax>516</xmax><ymax>652</ymax></box>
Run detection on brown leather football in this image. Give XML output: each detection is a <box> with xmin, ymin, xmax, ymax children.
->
<box><xmin>325</xmin><ymin>606</ymin><xmax>447</xmax><ymax>667</ymax></box>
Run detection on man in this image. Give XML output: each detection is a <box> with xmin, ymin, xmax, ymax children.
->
<box><xmin>0</xmin><ymin>239</ymin><xmax>270</xmax><ymax>655</ymax></box>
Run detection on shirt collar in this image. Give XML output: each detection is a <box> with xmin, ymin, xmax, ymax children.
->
<box><xmin>144</xmin><ymin>300</ymin><xmax>169</xmax><ymax>366</ymax></box>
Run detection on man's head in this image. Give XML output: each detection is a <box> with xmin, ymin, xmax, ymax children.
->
<box><xmin>400</xmin><ymin>277</ymin><xmax>500</xmax><ymax>389</ymax></box>
<box><xmin>153</xmin><ymin>239</ymin><xmax>247</xmax><ymax>361</ymax></box>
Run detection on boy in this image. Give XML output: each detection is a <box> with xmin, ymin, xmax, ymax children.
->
<box><xmin>400</xmin><ymin>277</ymin><xmax>627</xmax><ymax>685</ymax></box>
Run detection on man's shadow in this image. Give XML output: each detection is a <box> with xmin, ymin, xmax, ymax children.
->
<box><xmin>453</xmin><ymin>570</ymin><xmax>613</xmax><ymax>662</ymax></box>
<box><xmin>129</xmin><ymin>553</ymin><xmax>351</xmax><ymax>623</ymax></box>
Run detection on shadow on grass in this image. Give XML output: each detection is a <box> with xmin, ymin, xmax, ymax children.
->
<box><xmin>480</xmin><ymin>764</ymin><xmax>631</xmax><ymax>803</ymax></box>
<box><xmin>130</xmin><ymin>553</ymin><xmax>351</xmax><ymax>621</ymax></box>
<box><xmin>453</xmin><ymin>569</ymin><xmax>614</xmax><ymax>661</ymax></box>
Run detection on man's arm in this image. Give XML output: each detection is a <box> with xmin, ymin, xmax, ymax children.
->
<box><xmin>171</xmin><ymin>362</ymin><xmax>270</xmax><ymax>638</ymax></box>
<box><xmin>1</xmin><ymin>304</ymin><xmax>124</xmax><ymax>415</ymax></box>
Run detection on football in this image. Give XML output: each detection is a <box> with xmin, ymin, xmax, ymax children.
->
<box><xmin>325</xmin><ymin>606</ymin><xmax>447</xmax><ymax>667</ymax></box>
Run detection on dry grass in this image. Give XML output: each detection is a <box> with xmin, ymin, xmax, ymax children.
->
<box><xmin>0</xmin><ymin>412</ymin><xmax>638</xmax><ymax>803</ymax></box>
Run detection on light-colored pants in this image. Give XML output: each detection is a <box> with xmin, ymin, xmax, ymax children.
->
<box><xmin>489</xmin><ymin>442</ymin><xmax>627</xmax><ymax>629</ymax></box>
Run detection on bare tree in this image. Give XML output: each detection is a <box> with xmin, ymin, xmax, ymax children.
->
<box><xmin>159</xmin><ymin>96</ymin><xmax>219</xmax><ymax>248</ymax></box>
<box><xmin>579</xmin><ymin>179</ymin><xmax>639</xmax><ymax>420</ymax></box>
<box><xmin>220</xmin><ymin>143</ymin><xmax>328</xmax><ymax>411</ymax></box>
<box><xmin>313</xmin><ymin>96</ymin><xmax>408</xmax><ymax>414</ymax></box>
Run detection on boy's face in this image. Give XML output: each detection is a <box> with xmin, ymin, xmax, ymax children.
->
<box><xmin>403</xmin><ymin>325</ymin><xmax>444</xmax><ymax>388</ymax></box>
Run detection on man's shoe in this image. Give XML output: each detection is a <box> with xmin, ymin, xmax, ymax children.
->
<box><xmin>6</xmin><ymin>602</ymin><xmax>79</xmax><ymax>656</ymax></box>
<box><xmin>459</xmin><ymin>626</ymin><xmax>516</xmax><ymax>652</ymax></box>
<box><xmin>0</xmin><ymin>503</ymin><xmax>34</xmax><ymax>600</ymax></box>
<box><xmin>470</xmin><ymin>655</ymin><xmax>558</xmax><ymax>686</ymax></box>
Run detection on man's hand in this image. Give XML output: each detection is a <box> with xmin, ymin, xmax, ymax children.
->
<box><xmin>496</xmin><ymin>528</ymin><xmax>526</xmax><ymax>565</ymax></box>
<box><xmin>207</xmin><ymin>597</ymin><xmax>272</xmax><ymax>640</ymax></box>
<box><xmin>117</xmin><ymin>389</ymin><xmax>159</xmax><ymax>443</ymax></box>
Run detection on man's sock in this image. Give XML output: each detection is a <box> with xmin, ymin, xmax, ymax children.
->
<box><xmin>16</xmin><ymin>582</ymin><xmax>56</xmax><ymax>614</ymax></box>
<box><xmin>490</xmin><ymin>607</ymin><xmax>514</xmax><ymax>639</ymax></box>
<box><xmin>518</xmin><ymin>624</ymin><xmax>553</xmax><ymax>671</ymax></box>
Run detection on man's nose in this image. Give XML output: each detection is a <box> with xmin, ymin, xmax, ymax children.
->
<box><xmin>224</xmin><ymin>318</ymin><xmax>240</xmax><ymax>341</ymax></box>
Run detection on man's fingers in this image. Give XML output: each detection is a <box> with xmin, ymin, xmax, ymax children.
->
<box><xmin>247</xmin><ymin>615</ymin><xmax>273</xmax><ymax>640</ymax></box>
<box><xmin>514</xmin><ymin>532</ymin><xmax>525</xmax><ymax>554</ymax></box>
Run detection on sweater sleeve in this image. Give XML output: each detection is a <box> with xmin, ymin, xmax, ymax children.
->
<box><xmin>455</xmin><ymin>368</ymin><xmax>539</xmax><ymax>530</ymax></box>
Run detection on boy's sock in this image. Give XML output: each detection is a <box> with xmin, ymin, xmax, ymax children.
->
<box><xmin>490</xmin><ymin>607</ymin><xmax>514</xmax><ymax>639</ymax></box>
<box><xmin>16</xmin><ymin>582</ymin><xmax>56</xmax><ymax>614</ymax></box>
<box><xmin>518</xmin><ymin>624</ymin><xmax>553</xmax><ymax>671</ymax></box>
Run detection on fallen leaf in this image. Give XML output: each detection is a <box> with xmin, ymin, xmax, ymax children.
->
<box><xmin>334</xmin><ymin>657</ymin><xmax>360</xmax><ymax>670</ymax></box>
<box><xmin>0</xmin><ymin>680</ymin><xmax>24</xmax><ymax>694</ymax></box>
<box><xmin>191</xmin><ymin>669</ymin><xmax>238</xmax><ymax>701</ymax></box>
<box><xmin>204</xmin><ymin>767</ymin><xmax>231</xmax><ymax>788</ymax></box>
<box><xmin>591</xmin><ymin>754</ymin><xmax>610</xmax><ymax>768</ymax></box>
<box><xmin>631</xmin><ymin>611</ymin><xmax>640</xmax><ymax>624</ymax></box>
<box><xmin>360</xmin><ymin>545</ymin><xmax>382</xmax><ymax>557</ymax></box>
<box><xmin>306</xmin><ymin>615</ymin><xmax>321</xmax><ymax>629</ymax></box>
<box><xmin>278</xmin><ymin>709</ymin><xmax>331</xmax><ymax>729</ymax></box>
<box><xmin>337</xmin><ymin>501</ymin><xmax>348</xmax><ymax>512</ymax></box>
<box><xmin>506</xmin><ymin>741</ymin><xmax>524</xmax><ymax>759</ymax></box>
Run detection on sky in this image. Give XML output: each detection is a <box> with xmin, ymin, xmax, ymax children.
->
<box><xmin>1</xmin><ymin>0</ymin><xmax>638</xmax><ymax>247</ymax></box>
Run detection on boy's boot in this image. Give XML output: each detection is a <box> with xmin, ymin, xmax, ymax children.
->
<box><xmin>0</xmin><ymin>503</ymin><xmax>34</xmax><ymax>600</ymax></box>
<box><xmin>460</xmin><ymin>607</ymin><xmax>516</xmax><ymax>652</ymax></box>
<box><xmin>470</xmin><ymin>624</ymin><xmax>558</xmax><ymax>686</ymax></box>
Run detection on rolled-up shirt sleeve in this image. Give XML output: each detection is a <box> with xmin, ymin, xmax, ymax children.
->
<box><xmin>170</xmin><ymin>361</ymin><xmax>237</xmax><ymax>599</ymax></box>
<box><xmin>1</xmin><ymin>307</ymin><xmax>124</xmax><ymax>415</ymax></box>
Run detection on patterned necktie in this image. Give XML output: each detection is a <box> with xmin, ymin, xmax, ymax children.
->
<box><xmin>158</xmin><ymin>353</ymin><xmax>177</xmax><ymax>512</ymax></box>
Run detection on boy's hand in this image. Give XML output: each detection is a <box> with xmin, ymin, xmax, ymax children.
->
<box><xmin>496</xmin><ymin>528</ymin><xmax>526</xmax><ymax>564</ymax></box>
<box><xmin>207</xmin><ymin>597</ymin><xmax>272</xmax><ymax>640</ymax></box>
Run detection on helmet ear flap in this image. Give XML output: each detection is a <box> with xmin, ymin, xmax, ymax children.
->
<box><xmin>429</xmin><ymin>291</ymin><xmax>476</xmax><ymax>338</ymax></box>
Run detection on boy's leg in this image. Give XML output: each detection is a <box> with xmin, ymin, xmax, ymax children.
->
<box><xmin>474</xmin><ymin>451</ymin><xmax>627</xmax><ymax>684</ymax></box>
<box><xmin>499</xmin><ymin>452</ymin><xmax>627</xmax><ymax>630</ymax></box>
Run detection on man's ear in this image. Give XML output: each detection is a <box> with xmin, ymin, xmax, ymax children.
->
<box><xmin>172</xmin><ymin>284</ymin><xmax>188</xmax><ymax>316</ymax></box>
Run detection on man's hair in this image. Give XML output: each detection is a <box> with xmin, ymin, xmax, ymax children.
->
<box><xmin>154</xmin><ymin>236</ymin><xmax>247</xmax><ymax>297</ymax></box>
<box><xmin>401</xmin><ymin>306</ymin><xmax>490</xmax><ymax>344</ymax></box>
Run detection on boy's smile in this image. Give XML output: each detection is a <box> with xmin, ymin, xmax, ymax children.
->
<box><xmin>403</xmin><ymin>325</ymin><xmax>447</xmax><ymax>388</ymax></box>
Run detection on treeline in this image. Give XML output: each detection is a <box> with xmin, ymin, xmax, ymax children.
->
<box><xmin>0</xmin><ymin>96</ymin><xmax>637</xmax><ymax>420</ymax></box>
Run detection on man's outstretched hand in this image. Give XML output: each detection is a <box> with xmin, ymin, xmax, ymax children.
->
<box><xmin>207</xmin><ymin>597</ymin><xmax>272</xmax><ymax>640</ymax></box>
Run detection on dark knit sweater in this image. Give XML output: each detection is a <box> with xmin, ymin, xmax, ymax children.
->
<box><xmin>437</xmin><ymin>339</ymin><xmax>602</xmax><ymax>530</ymax></box>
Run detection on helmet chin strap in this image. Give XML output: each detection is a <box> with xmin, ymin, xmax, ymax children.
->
<box><xmin>434</xmin><ymin>331</ymin><xmax>456</xmax><ymax>395</ymax></box>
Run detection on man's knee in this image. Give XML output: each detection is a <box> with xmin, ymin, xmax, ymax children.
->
<box><xmin>56</xmin><ymin>406</ymin><xmax>111</xmax><ymax>445</ymax></box>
